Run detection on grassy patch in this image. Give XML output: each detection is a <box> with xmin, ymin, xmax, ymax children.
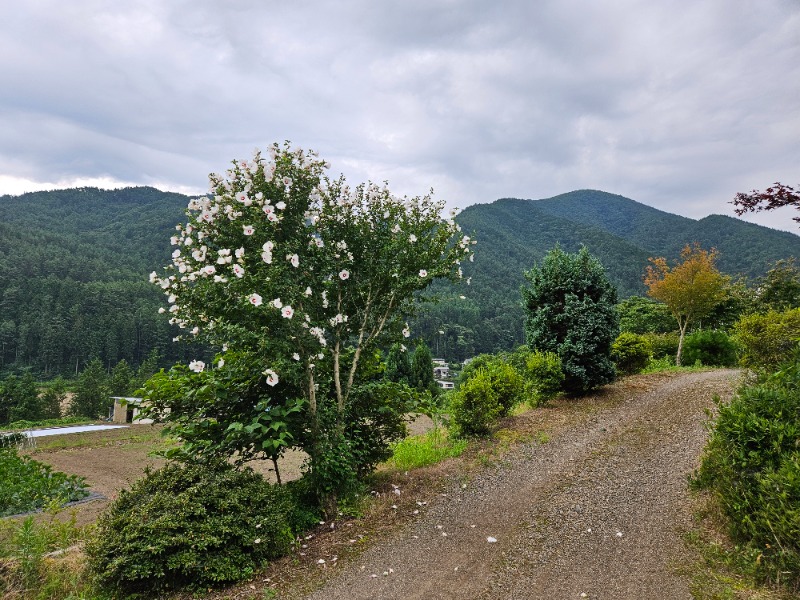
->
<box><xmin>681</xmin><ymin>495</ymin><xmax>793</xmax><ymax>600</ymax></box>
<box><xmin>386</xmin><ymin>427</ymin><xmax>467</xmax><ymax>471</ymax></box>
<box><xmin>3</xmin><ymin>417</ymin><xmax>94</xmax><ymax>432</ymax></box>
<box><xmin>642</xmin><ymin>356</ymin><xmax>712</xmax><ymax>374</ymax></box>
<box><xmin>30</xmin><ymin>424</ymin><xmax>170</xmax><ymax>453</ymax></box>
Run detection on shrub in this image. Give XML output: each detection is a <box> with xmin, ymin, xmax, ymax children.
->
<box><xmin>734</xmin><ymin>308</ymin><xmax>800</xmax><ymax>370</ymax></box>
<box><xmin>681</xmin><ymin>329</ymin><xmax>737</xmax><ymax>367</ymax></box>
<box><xmin>459</xmin><ymin>355</ymin><xmax>523</xmax><ymax>416</ymax></box>
<box><xmin>693</xmin><ymin>354</ymin><xmax>800</xmax><ymax>589</ymax></box>
<box><xmin>86</xmin><ymin>461</ymin><xmax>295</xmax><ymax>598</ymax></box>
<box><xmin>642</xmin><ymin>331</ymin><xmax>680</xmax><ymax>360</ymax></box>
<box><xmin>523</xmin><ymin>246</ymin><xmax>619</xmax><ymax>395</ymax></box>
<box><xmin>611</xmin><ymin>333</ymin><xmax>652</xmax><ymax>375</ymax></box>
<box><xmin>449</xmin><ymin>370</ymin><xmax>503</xmax><ymax>437</ymax></box>
<box><xmin>523</xmin><ymin>351</ymin><xmax>564</xmax><ymax>405</ymax></box>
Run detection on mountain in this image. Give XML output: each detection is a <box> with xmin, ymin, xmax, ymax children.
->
<box><xmin>1</xmin><ymin>186</ymin><xmax>797</xmax><ymax>374</ymax></box>
<box><xmin>418</xmin><ymin>190</ymin><xmax>800</xmax><ymax>360</ymax></box>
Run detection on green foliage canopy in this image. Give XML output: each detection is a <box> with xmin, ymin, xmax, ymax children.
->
<box><xmin>523</xmin><ymin>246</ymin><xmax>619</xmax><ymax>395</ymax></box>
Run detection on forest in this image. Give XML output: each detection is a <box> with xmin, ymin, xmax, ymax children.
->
<box><xmin>0</xmin><ymin>186</ymin><xmax>798</xmax><ymax>376</ymax></box>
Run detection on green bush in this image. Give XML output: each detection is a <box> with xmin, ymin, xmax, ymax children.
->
<box><xmin>734</xmin><ymin>308</ymin><xmax>800</xmax><ymax>370</ymax></box>
<box><xmin>681</xmin><ymin>330</ymin><xmax>738</xmax><ymax>367</ymax></box>
<box><xmin>0</xmin><ymin>446</ymin><xmax>88</xmax><ymax>517</ymax></box>
<box><xmin>642</xmin><ymin>331</ymin><xmax>680</xmax><ymax>360</ymax></box>
<box><xmin>523</xmin><ymin>246</ymin><xmax>619</xmax><ymax>395</ymax></box>
<box><xmin>693</xmin><ymin>354</ymin><xmax>800</xmax><ymax>589</ymax></box>
<box><xmin>86</xmin><ymin>461</ymin><xmax>296</xmax><ymax>598</ymax></box>
<box><xmin>611</xmin><ymin>333</ymin><xmax>652</xmax><ymax>375</ymax></box>
<box><xmin>523</xmin><ymin>351</ymin><xmax>564</xmax><ymax>405</ymax></box>
<box><xmin>459</xmin><ymin>356</ymin><xmax>523</xmax><ymax>415</ymax></box>
<box><xmin>449</xmin><ymin>370</ymin><xmax>503</xmax><ymax>437</ymax></box>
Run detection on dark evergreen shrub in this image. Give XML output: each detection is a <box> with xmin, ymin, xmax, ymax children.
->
<box><xmin>681</xmin><ymin>330</ymin><xmax>737</xmax><ymax>367</ymax></box>
<box><xmin>523</xmin><ymin>246</ymin><xmax>619</xmax><ymax>395</ymax></box>
<box><xmin>87</xmin><ymin>462</ymin><xmax>295</xmax><ymax>598</ymax></box>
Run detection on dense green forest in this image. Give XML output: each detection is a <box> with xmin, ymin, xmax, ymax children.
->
<box><xmin>1</xmin><ymin>187</ymin><xmax>797</xmax><ymax>374</ymax></box>
<box><xmin>0</xmin><ymin>187</ymin><xmax>197</xmax><ymax>376</ymax></box>
<box><xmin>413</xmin><ymin>191</ymin><xmax>800</xmax><ymax>359</ymax></box>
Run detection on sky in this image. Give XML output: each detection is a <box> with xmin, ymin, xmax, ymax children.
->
<box><xmin>1</xmin><ymin>0</ymin><xmax>798</xmax><ymax>233</ymax></box>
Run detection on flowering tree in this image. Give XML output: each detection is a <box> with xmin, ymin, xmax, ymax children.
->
<box><xmin>145</xmin><ymin>143</ymin><xmax>473</xmax><ymax>505</ymax></box>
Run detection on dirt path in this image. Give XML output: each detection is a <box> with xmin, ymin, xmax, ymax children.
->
<box><xmin>301</xmin><ymin>370</ymin><xmax>739</xmax><ymax>600</ymax></box>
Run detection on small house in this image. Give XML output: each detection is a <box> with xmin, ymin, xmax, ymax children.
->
<box><xmin>110</xmin><ymin>397</ymin><xmax>153</xmax><ymax>424</ymax></box>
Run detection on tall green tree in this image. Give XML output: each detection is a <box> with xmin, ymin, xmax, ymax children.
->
<box><xmin>616</xmin><ymin>296</ymin><xmax>675</xmax><ymax>334</ymax></box>
<box><xmin>8</xmin><ymin>371</ymin><xmax>42</xmax><ymax>423</ymax></box>
<box><xmin>523</xmin><ymin>246</ymin><xmax>619</xmax><ymax>395</ymax></box>
<box><xmin>70</xmin><ymin>358</ymin><xmax>111</xmax><ymax>418</ymax></box>
<box><xmin>110</xmin><ymin>359</ymin><xmax>134</xmax><ymax>396</ymax></box>
<box><xmin>40</xmin><ymin>376</ymin><xmax>67</xmax><ymax>420</ymax></box>
<box><xmin>411</xmin><ymin>340</ymin><xmax>435</xmax><ymax>393</ymax></box>
<box><xmin>756</xmin><ymin>258</ymin><xmax>800</xmax><ymax>311</ymax></box>
<box><xmin>384</xmin><ymin>343</ymin><xmax>412</xmax><ymax>385</ymax></box>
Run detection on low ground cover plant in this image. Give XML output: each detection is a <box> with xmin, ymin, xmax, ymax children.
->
<box><xmin>0</xmin><ymin>445</ymin><xmax>88</xmax><ymax>518</ymax></box>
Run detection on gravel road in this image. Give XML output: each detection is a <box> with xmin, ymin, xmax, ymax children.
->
<box><xmin>302</xmin><ymin>369</ymin><xmax>739</xmax><ymax>600</ymax></box>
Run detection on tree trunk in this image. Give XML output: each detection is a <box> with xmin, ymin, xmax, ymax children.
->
<box><xmin>676</xmin><ymin>322</ymin><xmax>688</xmax><ymax>366</ymax></box>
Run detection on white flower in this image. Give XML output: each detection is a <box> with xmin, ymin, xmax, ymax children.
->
<box><xmin>243</xmin><ymin>225</ymin><xmax>255</xmax><ymax>236</ymax></box>
<box><xmin>263</xmin><ymin>203</ymin><xmax>274</xmax><ymax>215</ymax></box>
<box><xmin>248</xmin><ymin>293</ymin><xmax>263</xmax><ymax>307</ymax></box>
<box><xmin>262</xmin><ymin>241</ymin><xmax>274</xmax><ymax>252</ymax></box>
<box><xmin>288</xmin><ymin>254</ymin><xmax>300</xmax><ymax>268</ymax></box>
<box><xmin>304</xmin><ymin>286</ymin><xmax>313</xmax><ymax>296</ymax></box>
<box><xmin>235</xmin><ymin>247</ymin><xmax>245</xmax><ymax>259</ymax></box>
<box><xmin>236</xmin><ymin>191</ymin><xmax>249</xmax><ymax>204</ymax></box>
<box><xmin>202</xmin><ymin>265</ymin><xmax>216</xmax><ymax>276</ymax></box>
<box><xmin>271</xmin><ymin>298</ymin><xmax>283</xmax><ymax>309</ymax></box>
<box><xmin>261</xmin><ymin>251</ymin><xmax>273</xmax><ymax>264</ymax></box>
<box><xmin>188</xmin><ymin>360</ymin><xmax>205</xmax><ymax>373</ymax></box>
<box><xmin>469</xmin><ymin>254</ymin><xmax>475</xmax><ymax>262</ymax></box>
<box><xmin>158</xmin><ymin>307</ymin><xmax>166</xmax><ymax>314</ymax></box>
<box><xmin>276</xmin><ymin>201</ymin><xmax>286</xmax><ymax>210</ymax></box>
<box><xmin>336</xmin><ymin>241</ymin><xmax>347</xmax><ymax>250</ymax></box>
<box><xmin>402</xmin><ymin>327</ymin><xmax>410</xmax><ymax>338</ymax></box>
<box><xmin>232</xmin><ymin>264</ymin><xmax>245</xmax><ymax>278</ymax></box>
<box><xmin>459</xmin><ymin>295</ymin><xmax>466</xmax><ymax>300</ymax></box>
<box><xmin>409</xmin><ymin>234</ymin><xmax>417</xmax><ymax>243</ymax></box>
<box><xmin>419</xmin><ymin>269</ymin><xmax>427</xmax><ymax>277</ymax></box>
<box><xmin>292</xmin><ymin>353</ymin><xmax>300</xmax><ymax>361</ymax></box>
<box><xmin>218</xmin><ymin>359</ymin><xmax>225</xmax><ymax>368</ymax></box>
<box><xmin>281</xmin><ymin>305</ymin><xmax>294</xmax><ymax>319</ymax></box>
<box><xmin>149</xmin><ymin>271</ymin><xmax>158</xmax><ymax>283</ymax></box>
<box><xmin>467</xmin><ymin>277</ymin><xmax>472</xmax><ymax>285</ymax></box>
<box><xmin>487</xmin><ymin>536</ymin><xmax>497</xmax><ymax>543</ymax></box>
<box><xmin>314</xmin><ymin>238</ymin><xmax>324</xmax><ymax>248</ymax></box>
<box><xmin>339</xmin><ymin>270</ymin><xmax>349</xmax><ymax>280</ymax></box>
<box><xmin>172</xmin><ymin>249</ymin><xmax>181</xmax><ymax>259</ymax></box>
<box><xmin>191</xmin><ymin>326</ymin><xmax>199</xmax><ymax>335</ymax></box>
<box><xmin>184</xmin><ymin>236</ymin><xmax>193</xmax><ymax>246</ymax></box>
<box><xmin>264</xmin><ymin>368</ymin><xmax>279</xmax><ymax>386</ymax></box>
<box><xmin>267</xmin><ymin>212</ymin><xmax>279</xmax><ymax>222</ymax></box>
<box><xmin>391</xmin><ymin>224</ymin><xmax>401</xmax><ymax>234</ymax></box>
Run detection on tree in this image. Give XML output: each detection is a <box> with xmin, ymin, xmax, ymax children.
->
<box><xmin>644</xmin><ymin>243</ymin><xmax>729</xmax><ymax>365</ymax></box>
<box><xmin>523</xmin><ymin>246</ymin><xmax>619</xmax><ymax>395</ymax></box>
<box><xmin>70</xmin><ymin>358</ymin><xmax>111</xmax><ymax>418</ymax></box>
<box><xmin>40</xmin><ymin>376</ymin><xmax>67</xmax><ymax>419</ymax></box>
<box><xmin>732</xmin><ymin>182</ymin><xmax>800</xmax><ymax>225</ymax></box>
<box><xmin>384</xmin><ymin>343</ymin><xmax>412</xmax><ymax>385</ymax></box>
<box><xmin>410</xmin><ymin>340</ymin><xmax>436</xmax><ymax>392</ymax></box>
<box><xmin>144</xmin><ymin>143</ymin><xmax>471</xmax><ymax>509</ymax></box>
<box><xmin>8</xmin><ymin>371</ymin><xmax>42</xmax><ymax>423</ymax></box>
<box><xmin>756</xmin><ymin>259</ymin><xmax>800</xmax><ymax>311</ymax></box>
<box><xmin>110</xmin><ymin>359</ymin><xmax>134</xmax><ymax>396</ymax></box>
<box><xmin>616</xmin><ymin>295</ymin><xmax>675</xmax><ymax>334</ymax></box>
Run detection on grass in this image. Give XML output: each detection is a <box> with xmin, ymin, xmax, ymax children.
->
<box><xmin>29</xmin><ymin>424</ymin><xmax>170</xmax><ymax>453</ymax></box>
<box><xmin>2</xmin><ymin>418</ymin><xmax>95</xmax><ymax>432</ymax></box>
<box><xmin>680</xmin><ymin>494</ymin><xmax>793</xmax><ymax>600</ymax></box>
<box><xmin>385</xmin><ymin>427</ymin><xmax>467</xmax><ymax>471</ymax></box>
<box><xmin>641</xmin><ymin>356</ymin><xmax>715</xmax><ymax>374</ymax></box>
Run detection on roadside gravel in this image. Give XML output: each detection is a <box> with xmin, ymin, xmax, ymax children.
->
<box><xmin>301</xmin><ymin>369</ymin><xmax>739</xmax><ymax>600</ymax></box>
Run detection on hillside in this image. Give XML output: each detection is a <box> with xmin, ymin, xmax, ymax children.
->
<box><xmin>0</xmin><ymin>186</ymin><xmax>797</xmax><ymax>373</ymax></box>
<box><xmin>418</xmin><ymin>190</ymin><xmax>800</xmax><ymax>359</ymax></box>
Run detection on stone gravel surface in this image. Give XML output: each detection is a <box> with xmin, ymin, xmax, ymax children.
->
<box><xmin>302</xmin><ymin>369</ymin><xmax>739</xmax><ymax>600</ymax></box>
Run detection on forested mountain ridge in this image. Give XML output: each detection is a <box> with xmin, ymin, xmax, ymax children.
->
<box><xmin>0</xmin><ymin>186</ymin><xmax>797</xmax><ymax>374</ymax></box>
<box><xmin>419</xmin><ymin>190</ymin><xmax>800</xmax><ymax>359</ymax></box>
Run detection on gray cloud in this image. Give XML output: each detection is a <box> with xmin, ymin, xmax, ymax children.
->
<box><xmin>0</xmin><ymin>0</ymin><xmax>797</xmax><ymax>231</ymax></box>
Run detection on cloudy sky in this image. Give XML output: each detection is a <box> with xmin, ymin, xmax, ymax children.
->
<box><xmin>1</xmin><ymin>1</ymin><xmax>798</xmax><ymax>232</ymax></box>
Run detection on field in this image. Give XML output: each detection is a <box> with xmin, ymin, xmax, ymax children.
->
<box><xmin>21</xmin><ymin>416</ymin><xmax>435</xmax><ymax>527</ymax></box>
